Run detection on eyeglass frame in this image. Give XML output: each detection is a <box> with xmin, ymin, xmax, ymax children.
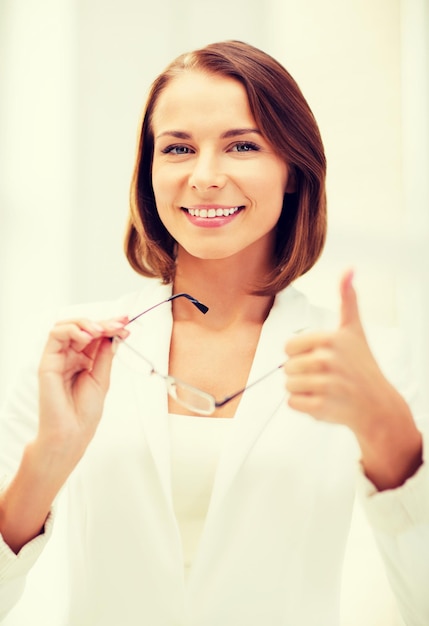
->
<box><xmin>112</xmin><ymin>292</ymin><xmax>287</xmax><ymax>416</ymax></box>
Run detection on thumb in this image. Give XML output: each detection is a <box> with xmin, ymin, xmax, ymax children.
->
<box><xmin>339</xmin><ymin>269</ymin><xmax>363</xmax><ymax>331</ymax></box>
<box><xmin>90</xmin><ymin>337</ymin><xmax>115</xmax><ymax>393</ymax></box>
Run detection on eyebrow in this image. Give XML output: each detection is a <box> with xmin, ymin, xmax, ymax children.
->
<box><xmin>155</xmin><ymin>128</ymin><xmax>262</xmax><ymax>140</ymax></box>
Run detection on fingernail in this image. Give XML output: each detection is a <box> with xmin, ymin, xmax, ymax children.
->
<box><xmin>113</xmin><ymin>315</ymin><xmax>129</xmax><ymax>323</ymax></box>
<box><xmin>109</xmin><ymin>321</ymin><xmax>126</xmax><ymax>330</ymax></box>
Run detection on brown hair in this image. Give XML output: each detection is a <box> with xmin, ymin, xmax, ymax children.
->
<box><xmin>125</xmin><ymin>40</ymin><xmax>327</xmax><ymax>295</ymax></box>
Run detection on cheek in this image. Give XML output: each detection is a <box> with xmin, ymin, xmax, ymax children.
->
<box><xmin>151</xmin><ymin>171</ymin><xmax>167</xmax><ymax>204</ymax></box>
<box><xmin>250</xmin><ymin>161</ymin><xmax>288</xmax><ymax>196</ymax></box>
<box><xmin>151</xmin><ymin>164</ymin><xmax>178</xmax><ymax>202</ymax></box>
<box><xmin>252</xmin><ymin>173</ymin><xmax>286</xmax><ymax>211</ymax></box>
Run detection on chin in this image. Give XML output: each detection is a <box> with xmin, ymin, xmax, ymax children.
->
<box><xmin>179</xmin><ymin>243</ymin><xmax>241</xmax><ymax>262</ymax></box>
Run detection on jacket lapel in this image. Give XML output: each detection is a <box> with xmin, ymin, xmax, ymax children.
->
<box><xmin>124</xmin><ymin>282</ymin><xmax>175</xmax><ymax>510</ymax></box>
<box><xmin>207</xmin><ymin>286</ymin><xmax>312</xmax><ymax>516</ymax></box>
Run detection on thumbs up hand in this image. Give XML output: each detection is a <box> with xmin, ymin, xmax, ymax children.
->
<box><xmin>284</xmin><ymin>270</ymin><xmax>422</xmax><ymax>489</ymax></box>
<box><xmin>285</xmin><ymin>270</ymin><xmax>391</xmax><ymax>430</ymax></box>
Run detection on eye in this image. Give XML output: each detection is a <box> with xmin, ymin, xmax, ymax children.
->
<box><xmin>230</xmin><ymin>141</ymin><xmax>260</xmax><ymax>153</ymax></box>
<box><xmin>161</xmin><ymin>145</ymin><xmax>194</xmax><ymax>155</ymax></box>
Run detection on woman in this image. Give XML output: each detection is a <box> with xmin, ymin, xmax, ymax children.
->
<box><xmin>0</xmin><ymin>41</ymin><xmax>427</xmax><ymax>625</ymax></box>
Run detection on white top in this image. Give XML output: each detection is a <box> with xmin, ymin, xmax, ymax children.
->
<box><xmin>169</xmin><ymin>413</ymin><xmax>232</xmax><ymax>581</ymax></box>
<box><xmin>0</xmin><ymin>280</ymin><xmax>428</xmax><ymax>625</ymax></box>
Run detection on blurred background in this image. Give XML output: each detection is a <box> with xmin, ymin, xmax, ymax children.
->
<box><xmin>0</xmin><ymin>0</ymin><xmax>428</xmax><ymax>624</ymax></box>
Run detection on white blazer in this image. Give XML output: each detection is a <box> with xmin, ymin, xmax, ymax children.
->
<box><xmin>1</xmin><ymin>279</ymin><xmax>428</xmax><ymax>626</ymax></box>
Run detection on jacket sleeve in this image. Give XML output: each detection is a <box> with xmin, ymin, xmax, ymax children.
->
<box><xmin>356</xmin><ymin>328</ymin><xmax>429</xmax><ymax>626</ymax></box>
<box><xmin>356</xmin><ymin>434</ymin><xmax>429</xmax><ymax>626</ymax></box>
<box><xmin>0</xmin><ymin>357</ymin><xmax>54</xmax><ymax>620</ymax></box>
<box><xmin>0</xmin><ymin>497</ymin><xmax>54</xmax><ymax>621</ymax></box>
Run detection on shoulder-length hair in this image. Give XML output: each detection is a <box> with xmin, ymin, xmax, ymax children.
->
<box><xmin>125</xmin><ymin>40</ymin><xmax>327</xmax><ymax>295</ymax></box>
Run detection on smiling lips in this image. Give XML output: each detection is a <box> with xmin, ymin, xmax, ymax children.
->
<box><xmin>181</xmin><ymin>205</ymin><xmax>244</xmax><ymax>228</ymax></box>
<box><xmin>182</xmin><ymin>205</ymin><xmax>244</xmax><ymax>220</ymax></box>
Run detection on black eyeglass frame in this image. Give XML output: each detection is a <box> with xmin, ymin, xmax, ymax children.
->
<box><xmin>113</xmin><ymin>292</ymin><xmax>286</xmax><ymax>416</ymax></box>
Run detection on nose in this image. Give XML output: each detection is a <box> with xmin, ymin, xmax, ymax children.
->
<box><xmin>188</xmin><ymin>153</ymin><xmax>226</xmax><ymax>191</ymax></box>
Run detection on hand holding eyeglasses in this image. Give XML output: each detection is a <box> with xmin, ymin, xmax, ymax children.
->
<box><xmin>37</xmin><ymin>316</ymin><xmax>130</xmax><ymax>461</ymax></box>
<box><xmin>36</xmin><ymin>294</ymin><xmax>206</xmax><ymax>461</ymax></box>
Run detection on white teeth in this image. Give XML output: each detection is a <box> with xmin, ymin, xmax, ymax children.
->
<box><xmin>186</xmin><ymin>206</ymin><xmax>241</xmax><ymax>218</ymax></box>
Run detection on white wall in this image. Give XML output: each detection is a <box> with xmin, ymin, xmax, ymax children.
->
<box><xmin>0</xmin><ymin>0</ymin><xmax>414</xmax><ymax>391</ymax></box>
<box><xmin>1</xmin><ymin>1</ymin><xmax>427</xmax><ymax>624</ymax></box>
<box><xmin>0</xmin><ymin>0</ymin><xmax>76</xmax><ymax>395</ymax></box>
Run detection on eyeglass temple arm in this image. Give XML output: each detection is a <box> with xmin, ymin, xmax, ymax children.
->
<box><xmin>213</xmin><ymin>328</ymin><xmax>309</xmax><ymax>407</ymax></box>
<box><xmin>214</xmin><ymin>362</ymin><xmax>286</xmax><ymax>408</ymax></box>
<box><xmin>127</xmin><ymin>293</ymin><xmax>208</xmax><ymax>324</ymax></box>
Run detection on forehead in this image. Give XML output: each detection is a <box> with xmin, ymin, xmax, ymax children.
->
<box><xmin>151</xmin><ymin>71</ymin><xmax>256</xmax><ymax>134</ymax></box>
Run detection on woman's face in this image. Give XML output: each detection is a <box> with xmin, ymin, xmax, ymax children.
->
<box><xmin>151</xmin><ymin>71</ymin><xmax>294</xmax><ymax>265</ymax></box>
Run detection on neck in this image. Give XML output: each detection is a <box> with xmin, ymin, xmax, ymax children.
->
<box><xmin>172</xmin><ymin>249</ymin><xmax>275</xmax><ymax>328</ymax></box>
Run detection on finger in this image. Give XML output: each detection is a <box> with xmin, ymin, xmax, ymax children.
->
<box><xmin>285</xmin><ymin>374</ymin><xmax>330</xmax><ymax>395</ymax></box>
<box><xmin>285</xmin><ymin>332</ymin><xmax>332</xmax><ymax>357</ymax></box>
<box><xmin>58</xmin><ymin>315</ymin><xmax>128</xmax><ymax>327</ymax></box>
<box><xmin>47</xmin><ymin>323</ymin><xmax>99</xmax><ymax>353</ymax></box>
<box><xmin>339</xmin><ymin>269</ymin><xmax>363</xmax><ymax>332</ymax></box>
<box><xmin>88</xmin><ymin>337</ymin><xmax>115</xmax><ymax>392</ymax></box>
<box><xmin>287</xmin><ymin>393</ymin><xmax>324</xmax><ymax>416</ymax></box>
<box><xmin>89</xmin><ymin>317</ymin><xmax>130</xmax><ymax>335</ymax></box>
<box><xmin>82</xmin><ymin>336</ymin><xmax>104</xmax><ymax>362</ymax></box>
<box><xmin>284</xmin><ymin>350</ymin><xmax>333</xmax><ymax>375</ymax></box>
<box><xmin>49</xmin><ymin>319</ymin><xmax>129</xmax><ymax>353</ymax></box>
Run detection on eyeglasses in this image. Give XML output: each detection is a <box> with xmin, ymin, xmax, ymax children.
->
<box><xmin>112</xmin><ymin>293</ymin><xmax>286</xmax><ymax>416</ymax></box>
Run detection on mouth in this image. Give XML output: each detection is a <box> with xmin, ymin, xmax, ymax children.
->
<box><xmin>181</xmin><ymin>206</ymin><xmax>244</xmax><ymax>218</ymax></box>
